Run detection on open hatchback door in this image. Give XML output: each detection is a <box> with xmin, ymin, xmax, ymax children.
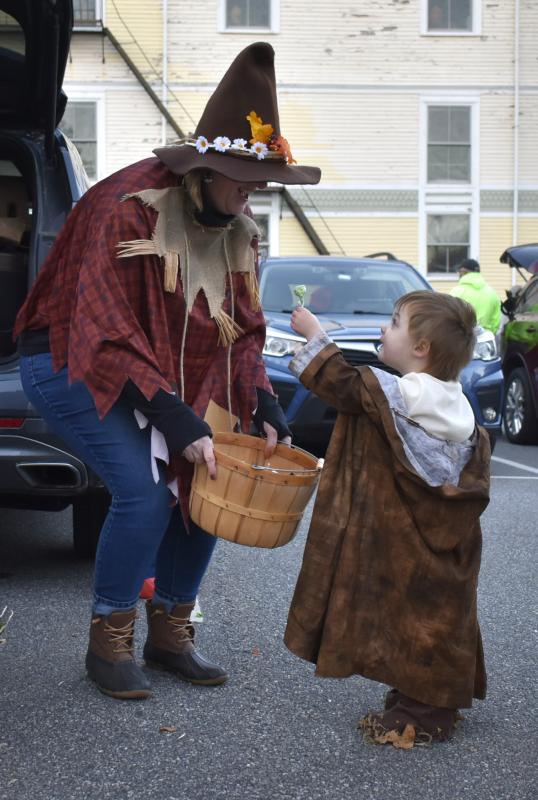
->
<box><xmin>0</xmin><ymin>0</ymin><xmax>73</xmax><ymax>154</ymax></box>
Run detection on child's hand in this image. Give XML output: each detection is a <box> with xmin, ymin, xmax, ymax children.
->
<box><xmin>291</xmin><ymin>306</ymin><xmax>323</xmax><ymax>341</ymax></box>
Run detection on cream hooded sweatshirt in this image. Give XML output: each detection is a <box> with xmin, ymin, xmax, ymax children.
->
<box><xmin>397</xmin><ymin>372</ymin><xmax>475</xmax><ymax>443</ymax></box>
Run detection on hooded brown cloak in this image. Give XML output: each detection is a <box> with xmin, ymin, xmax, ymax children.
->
<box><xmin>284</xmin><ymin>343</ymin><xmax>490</xmax><ymax>709</ymax></box>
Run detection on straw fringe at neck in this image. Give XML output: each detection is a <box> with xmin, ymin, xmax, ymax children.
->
<box><xmin>116</xmin><ymin>186</ymin><xmax>261</xmax><ymax>345</ymax></box>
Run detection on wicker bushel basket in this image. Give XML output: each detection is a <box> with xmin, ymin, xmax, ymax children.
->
<box><xmin>189</xmin><ymin>432</ymin><xmax>323</xmax><ymax>548</ymax></box>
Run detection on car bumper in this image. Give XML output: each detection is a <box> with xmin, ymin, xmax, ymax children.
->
<box><xmin>0</xmin><ymin>366</ymin><xmax>104</xmax><ymax>501</ymax></box>
<box><xmin>460</xmin><ymin>358</ymin><xmax>504</xmax><ymax>434</ymax></box>
<box><xmin>0</xmin><ymin>419</ymin><xmax>103</xmax><ymax>502</ymax></box>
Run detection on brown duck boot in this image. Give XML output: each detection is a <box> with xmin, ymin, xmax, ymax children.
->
<box><xmin>143</xmin><ymin>601</ymin><xmax>228</xmax><ymax>686</ymax></box>
<box><xmin>85</xmin><ymin>609</ymin><xmax>152</xmax><ymax>699</ymax></box>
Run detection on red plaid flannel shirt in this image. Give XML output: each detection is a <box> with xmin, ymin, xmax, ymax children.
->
<box><xmin>15</xmin><ymin>157</ymin><xmax>273</xmax><ymax>508</ymax></box>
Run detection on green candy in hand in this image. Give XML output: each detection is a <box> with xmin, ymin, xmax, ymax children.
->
<box><xmin>293</xmin><ymin>285</ymin><xmax>307</xmax><ymax>306</ymax></box>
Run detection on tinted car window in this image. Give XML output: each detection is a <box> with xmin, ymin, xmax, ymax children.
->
<box><xmin>260</xmin><ymin>263</ymin><xmax>427</xmax><ymax>314</ymax></box>
<box><xmin>519</xmin><ymin>279</ymin><xmax>538</xmax><ymax>313</ymax></box>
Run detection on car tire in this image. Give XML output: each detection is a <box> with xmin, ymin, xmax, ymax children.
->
<box><xmin>502</xmin><ymin>367</ymin><xmax>538</xmax><ymax>444</ymax></box>
<box><xmin>72</xmin><ymin>491</ymin><xmax>111</xmax><ymax>558</ymax></box>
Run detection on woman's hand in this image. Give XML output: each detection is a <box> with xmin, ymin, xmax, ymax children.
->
<box><xmin>182</xmin><ymin>435</ymin><xmax>216</xmax><ymax>479</ymax></box>
<box><xmin>291</xmin><ymin>306</ymin><xmax>323</xmax><ymax>341</ymax></box>
<box><xmin>263</xmin><ymin>421</ymin><xmax>292</xmax><ymax>459</ymax></box>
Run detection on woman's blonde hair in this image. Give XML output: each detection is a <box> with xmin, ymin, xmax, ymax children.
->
<box><xmin>395</xmin><ymin>291</ymin><xmax>477</xmax><ymax>381</ymax></box>
<box><xmin>182</xmin><ymin>170</ymin><xmax>206</xmax><ymax>212</ymax></box>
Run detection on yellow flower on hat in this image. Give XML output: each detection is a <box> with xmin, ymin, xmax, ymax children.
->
<box><xmin>246</xmin><ymin>111</ymin><xmax>273</xmax><ymax>145</ymax></box>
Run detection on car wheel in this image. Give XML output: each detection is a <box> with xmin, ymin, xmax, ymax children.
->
<box><xmin>502</xmin><ymin>367</ymin><xmax>538</xmax><ymax>444</ymax></box>
<box><xmin>72</xmin><ymin>491</ymin><xmax>111</xmax><ymax>558</ymax></box>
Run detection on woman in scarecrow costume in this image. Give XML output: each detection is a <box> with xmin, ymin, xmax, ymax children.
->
<box><xmin>15</xmin><ymin>42</ymin><xmax>321</xmax><ymax>699</ymax></box>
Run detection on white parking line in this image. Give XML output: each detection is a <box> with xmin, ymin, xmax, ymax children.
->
<box><xmin>491</xmin><ymin>455</ymin><xmax>538</xmax><ymax>475</ymax></box>
<box><xmin>491</xmin><ymin>475</ymin><xmax>538</xmax><ymax>479</ymax></box>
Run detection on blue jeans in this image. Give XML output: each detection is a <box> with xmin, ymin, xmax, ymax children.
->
<box><xmin>20</xmin><ymin>353</ymin><xmax>217</xmax><ymax>614</ymax></box>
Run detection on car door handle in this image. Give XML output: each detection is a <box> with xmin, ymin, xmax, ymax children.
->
<box><xmin>525</xmin><ymin>326</ymin><xmax>537</xmax><ymax>333</ymax></box>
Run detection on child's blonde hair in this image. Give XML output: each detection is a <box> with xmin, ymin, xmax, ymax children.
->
<box><xmin>395</xmin><ymin>291</ymin><xmax>477</xmax><ymax>381</ymax></box>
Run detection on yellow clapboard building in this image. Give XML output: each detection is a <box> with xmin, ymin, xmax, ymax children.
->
<box><xmin>64</xmin><ymin>1</ymin><xmax>537</xmax><ymax>295</ymax></box>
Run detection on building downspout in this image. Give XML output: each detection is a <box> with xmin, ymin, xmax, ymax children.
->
<box><xmin>161</xmin><ymin>0</ymin><xmax>168</xmax><ymax>145</ymax></box>
<box><xmin>512</xmin><ymin>0</ymin><xmax>520</xmax><ymax>286</ymax></box>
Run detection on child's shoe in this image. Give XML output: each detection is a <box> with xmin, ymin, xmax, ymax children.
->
<box><xmin>360</xmin><ymin>692</ymin><xmax>458</xmax><ymax>748</ymax></box>
<box><xmin>384</xmin><ymin>687</ymin><xmax>406</xmax><ymax>710</ymax></box>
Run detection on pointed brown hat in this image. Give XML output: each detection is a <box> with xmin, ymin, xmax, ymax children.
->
<box><xmin>153</xmin><ymin>42</ymin><xmax>321</xmax><ymax>185</ymax></box>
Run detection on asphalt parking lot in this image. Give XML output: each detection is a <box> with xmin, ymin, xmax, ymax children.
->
<box><xmin>0</xmin><ymin>435</ymin><xmax>536</xmax><ymax>800</ymax></box>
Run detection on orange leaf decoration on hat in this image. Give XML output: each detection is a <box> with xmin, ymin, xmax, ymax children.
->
<box><xmin>246</xmin><ymin>111</ymin><xmax>273</xmax><ymax>145</ymax></box>
<box><xmin>269</xmin><ymin>135</ymin><xmax>296</xmax><ymax>164</ymax></box>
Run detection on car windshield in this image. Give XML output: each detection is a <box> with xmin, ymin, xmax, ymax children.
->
<box><xmin>260</xmin><ymin>261</ymin><xmax>428</xmax><ymax>314</ymax></box>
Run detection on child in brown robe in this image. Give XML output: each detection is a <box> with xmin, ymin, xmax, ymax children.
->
<box><xmin>284</xmin><ymin>291</ymin><xmax>491</xmax><ymax>746</ymax></box>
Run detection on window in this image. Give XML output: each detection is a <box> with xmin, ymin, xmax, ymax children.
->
<box><xmin>220</xmin><ymin>0</ymin><xmax>278</xmax><ymax>32</ymax></box>
<box><xmin>251</xmin><ymin>191</ymin><xmax>280</xmax><ymax>257</ymax></box>
<box><xmin>260</xmin><ymin>263</ymin><xmax>427</xmax><ymax>315</ymax></box>
<box><xmin>73</xmin><ymin>1</ymin><xmax>101</xmax><ymax>27</ymax></box>
<box><xmin>427</xmin><ymin>215</ymin><xmax>469</xmax><ymax>274</ymax></box>
<box><xmin>253</xmin><ymin>213</ymin><xmax>270</xmax><ymax>261</ymax></box>
<box><xmin>227</xmin><ymin>1</ymin><xmax>269</xmax><ymax>27</ymax></box>
<box><xmin>428</xmin><ymin>0</ymin><xmax>472</xmax><ymax>32</ymax></box>
<box><xmin>60</xmin><ymin>102</ymin><xmax>98</xmax><ymax>180</ymax></box>
<box><xmin>428</xmin><ymin>106</ymin><xmax>470</xmax><ymax>183</ymax></box>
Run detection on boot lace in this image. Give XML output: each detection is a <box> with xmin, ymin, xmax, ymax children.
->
<box><xmin>102</xmin><ymin>618</ymin><xmax>135</xmax><ymax>654</ymax></box>
<box><xmin>167</xmin><ymin>612</ymin><xmax>193</xmax><ymax>642</ymax></box>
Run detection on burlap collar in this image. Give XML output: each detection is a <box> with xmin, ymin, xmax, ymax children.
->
<box><xmin>117</xmin><ymin>186</ymin><xmax>260</xmax><ymax>344</ymax></box>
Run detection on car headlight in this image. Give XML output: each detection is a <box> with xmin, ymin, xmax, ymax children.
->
<box><xmin>263</xmin><ymin>327</ymin><xmax>305</xmax><ymax>357</ymax></box>
<box><xmin>473</xmin><ymin>328</ymin><xmax>497</xmax><ymax>361</ymax></box>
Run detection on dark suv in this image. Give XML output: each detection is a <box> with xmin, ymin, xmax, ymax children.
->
<box><xmin>500</xmin><ymin>244</ymin><xmax>538</xmax><ymax>444</ymax></box>
<box><xmin>0</xmin><ymin>1</ymin><xmax>109</xmax><ymax>555</ymax></box>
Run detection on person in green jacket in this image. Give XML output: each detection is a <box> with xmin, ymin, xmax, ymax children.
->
<box><xmin>450</xmin><ymin>258</ymin><xmax>501</xmax><ymax>334</ymax></box>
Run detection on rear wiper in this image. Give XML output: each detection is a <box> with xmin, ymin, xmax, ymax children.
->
<box><xmin>352</xmin><ymin>309</ymin><xmax>387</xmax><ymax>315</ymax></box>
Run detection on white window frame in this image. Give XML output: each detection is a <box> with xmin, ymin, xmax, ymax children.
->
<box><xmin>424</xmin><ymin>210</ymin><xmax>472</xmax><ymax>276</ymax></box>
<box><xmin>420</xmin><ymin>0</ymin><xmax>481</xmax><ymax>36</ymax></box>
<box><xmin>419</xmin><ymin>95</ymin><xmax>480</xmax><ymax>278</ymax></box>
<box><xmin>426</xmin><ymin>103</ymin><xmax>473</xmax><ymax>186</ymax></box>
<box><xmin>218</xmin><ymin>0</ymin><xmax>280</xmax><ymax>34</ymax></box>
<box><xmin>60</xmin><ymin>90</ymin><xmax>106</xmax><ymax>182</ymax></box>
<box><xmin>72</xmin><ymin>0</ymin><xmax>104</xmax><ymax>30</ymax></box>
<box><xmin>250</xmin><ymin>190</ymin><xmax>281</xmax><ymax>257</ymax></box>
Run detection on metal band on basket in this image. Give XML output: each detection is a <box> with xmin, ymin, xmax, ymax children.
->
<box><xmin>192</xmin><ymin>486</ymin><xmax>304</xmax><ymax>522</ymax></box>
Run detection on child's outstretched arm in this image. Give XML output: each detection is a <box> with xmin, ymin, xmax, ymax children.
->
<box><xmin>290</xmin><ymin>307</ymin><xmax>369</xmax><ymax>415</ymax></box>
